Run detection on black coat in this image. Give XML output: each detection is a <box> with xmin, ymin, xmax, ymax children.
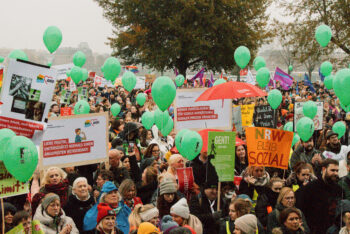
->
<box><xmin>129</xmin><ymin>155</ymin><xmax>141</xmax><ymax>183</ymax></box>
<box><xmin>110</xmin><ymin>166</ymin><xmax>130</xmax><ymax>186</ymax></box>
<box><xmin>296</xmin><ymin>178</ymin><xmax>342</xmax><ymax>234</ymax></box>
<box><xmin>237</xmin><ymin>179</ymin><xmax>267</xmax><ymax>200</ymax></box>
<box><xmin>188</xmin><ymin>156</ymin><xmax>218</xmax><ymax>188</ymax></box>
<box><xmin>137</xmin><ymin>180</ymin><xmax>158</xmax><ymax>204</ymax></box>
<box><xmin>255</xmin><ymin>188</ymin><xmax>279</xmax><ymax>227</ymax></box>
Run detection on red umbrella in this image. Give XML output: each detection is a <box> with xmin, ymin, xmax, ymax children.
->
<box><xmin>197</xmin><ymin>129</ymin><xmax>245</xmax><ymax>152</ymax></box>
<box><xmin>195</xmin><ymin>81</ymin><xmax>267</xmax><ymax>102</ymax></box>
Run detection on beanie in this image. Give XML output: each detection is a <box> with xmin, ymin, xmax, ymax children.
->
<box><xmin>234</xmin><ymin>214</ymin><xmax>257</xmax><ymax>234</ymax></box>
<box><xmin>161</xmin><ymin>215</ymin><xmax>179</xmax><ymax>233</ymax></box>
<box><xmin>160</xmin><ymin>179</ymin><xmax>177</xmax><ymax>195</ymax></box>
<box><xmin>97</xmin><ymin>203</ymin><xmax>116</xmax><ymax>224</ymax></box>
<box><xmin>42</xmin><ymin>194</ymin><xmax>60</xmax><ymax>211</ymax></box>
<box><xmin>170</xmin><ymin>198</ymin><xmax>190</xmax><ymax>219</ymax></box>
<box><xmin>137</xmin><ymin>222</ymin><xmax>159</xmax><ymax>234</ymax></box>
<box><xmin>140</xmin><ymin>207</ymin><xmax>159</xmax><ymax>222</ymax></box>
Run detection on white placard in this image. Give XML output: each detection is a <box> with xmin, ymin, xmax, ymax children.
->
<box><xmin>135</xmin><ymin>76</ymin><xmax>146</xmax><ymax>89</ymax></box>
<box><xmin>40</xmin><ymin>112</ymin><xmax>109</xmax><ymax>169</ymax></box>
<box><xmin>174</xmin><ymin>88</ymin><xmax>232</xmax><ymax>130</ymax></box>
<box><xmin>52</xmin><ymin>63</ymin><xmax>74</xmax><ymax>80</ymax></box>
<box><xmin>294</xmin><ymin>101</ymin><xmax>324</xmax><ymax>130</ymax></box>
<box><xmin>94</xmin><ymin>75</ymin><xmax>115</xmax><ymax>88</ymax></box>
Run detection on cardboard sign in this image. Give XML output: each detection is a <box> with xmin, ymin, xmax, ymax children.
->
<box><xmin>246</xmin><ymin>127</ymin><xmax>293</xmax><ymax>169</ymax></box>
<box><xmin>0</xmin><ymin>162</ymin><xmax>29</xmax><ymax>198</ymax></box>
<box><xmin>241</xmin><ymin>104</ymin><xmax>255</xmax><ymax>126</ymax></box>
<box><xmin>174</xmin><ymin>88</ymin><xmax>232</xmax><ymax>130</ymax></box>
<box><xmin>232</xmin><ymin>105</ymin><xmax>242</xmax><ymax>133</ymax></box>
<box><xmin>145</xmin><ymin>74</ymin><xmax>156</xmax><ymax>83</ymax></box>
<box><xmin>60</xmin><ymin>107</ymin><xmax>72</xmax><ymax>116</ymax></box>
<box><xmin>135</xmin><ymin>76</ymin><xmax>146</xmax><ymax>89</ymax></box>
<box><xmin>52</xmin><ymin>63</ymin><xmax>74</xmax><ymax>80</ymax></box>
<box><xmin>6</xmin><ymin>220</ymin><xmax>44</xmax><ymax>234</ymax></box>
<box><xmin>177</xmin><ymin>167</ymin><xmax>194</xmax><ymax>194</ymax></box>
<box><xmin>40</xmin><ymin>112</ymin><xmax>109</xmax><ymax>169</ymax></box>
<box><xmin>294</xmin><ymin>101</ymin><xmax>323</xmax><ymax>130</ymax></box>
<box><xmin>253</xmin><ymin>105</ymin><xmax>276</xmax><ymax>128</ymax></box>
<box><xmin>208</xmin><ymin>131</ymin><xmax>236</xmax><ymax>181</ymax></box>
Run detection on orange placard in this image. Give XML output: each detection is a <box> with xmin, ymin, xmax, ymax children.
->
<box><xmin>246</xmin><ymin>127</ymin><xmax>293</xmax><ymax>169</ymax></box>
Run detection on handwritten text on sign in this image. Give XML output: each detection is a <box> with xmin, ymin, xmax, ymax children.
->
<box><xmin>246</xmin><ymin>127</ymin><xmax>293</xmax><ymax>169</ymax></box>
<box><xmin>0</xmin><ymin>162</ymin><xmax>29</xmax><ymax>198</ymax></box>
<box><xmin>241</xmin><ymin>104</ymin><xmax>255</xmax><ymax>126</ymax></box>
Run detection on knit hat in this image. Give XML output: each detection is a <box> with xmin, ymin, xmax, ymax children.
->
<box><xmin>160</xmin><ymin>178</ymin><xmax>177</xmax><ymax>195</ymax></box>
<box><xmin>97</xmin><ymin>203</ymin><xmax>116</xmax><ymax>224</ymax></box>
<box><xmin>234</xmin><ymin>214</ymin><xmax>257</xmax><ymax>234</ymax></box>
<box><xmin>170</xmin><ymin>198</ymin><xmax>190</xmax><ymax>219</ymax></box>
<box><xmin>327</xmin><ymin>130</ymin><xmax>338</xmax><ymax>139</ymax></box>
<box><xmin>42</xmin><ymin>193</ymin><xmax>60</xmax><ymax>211</ymax></box>
<box><xmin>140</xmin><ymin>207</ymin><xmax>159</xmax><ymax>222</ymax></box>
<box><xmin>137</xmin><ymin>222</ymin><xmax>160</xmax><ymax>234</ymax></box>
<box><xmin>101</xmin><ymin>181</ymin><xmax>118</xmax><ymax>193</ymax></box>
<box><xmin>161</xmin><ymin>215</ymin><xmax>179</xmax><ymax>233</ymax></box>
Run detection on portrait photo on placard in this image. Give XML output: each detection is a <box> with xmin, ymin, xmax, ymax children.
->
<box><xmin>11</xmin><ymin>97</ymin><xmax>27</xmax><ymax>114</ymax></box>
<box><xmin>9</xmin><ymin>74</ymin><xmax>32</xmax><ymax>100</ymax></box>
<box><xmin>25</xmin><ymin>101</ymin><xmax>46</xmax><ymax>121</ymax></box>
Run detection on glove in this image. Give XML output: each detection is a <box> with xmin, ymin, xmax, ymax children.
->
<box><xmin>212</xmin><ymin>210</ymin><xmax>222</xmax><ymax>221</ymax></box>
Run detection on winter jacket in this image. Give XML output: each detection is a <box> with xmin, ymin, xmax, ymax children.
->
<box><xmin>129</xmin><ymin>154</ymin><xmax>141</xmax><ymax>183</ymax></box>
<box><xmin>322</xmin><ymin>144</ymin><xmax>350</xmax><ymax>161</ymax></box>
<box><xmin>267</xmin><ymin>204</ymin><xmax>309</xmax><ymax>234</ymax></box>
<box><xmin>64</xmin><ymin>194</ymin><xmax>95</xmax><ymax>232</ymax></box>
<box><xmin>137</xmin><ymin>180</ymin><xmax>158</xmax><ymax>204</ymax></box>
<box><xmin>186</xmin><ymin>214</ymin><xmax>203</xmax><ymax>234</ymax></box>
<box><xmin>272</xmin><ymin>225</ymin><xmax>306</xmax><ymax>234</ymax></box>
<box><xmin>296</xmin><ymin>178</ymin><xmax>342</xmax><ymax>234</ymax></box>
<box><xmin>339</xmin><ymin>173</ymin><xmax>350</xmax><ymax>200</ymax></box>
<box><xmin>327</xmin><ymin>200</ymin><xmax>350</xmax><ymax>234</ymax></box>
<box><xmin>188</xmin><ymin>155</ymin><xmax>219</xmax><ymax>189</ymax></box>
<box><xmin>290</xmin><ymin>145</ymin><xmax>322</xmax><ymax>176</ymax></box>
<box><xmin>237</xmin><ymin>170</ymin><xmax>270</xmax><ymax>204</ymax></box>
<box><xmin>33</xmin><ymin>204</ymin><xmax>79</xmax><ymax>234</ymax></box>
<box><xmin>109</xmin><ymin>166</ymin><xmax>130</xmax><ymax>186</ymax></box>
<box><xmin>255</xmin><ymin>188</ymin><xmax>279</xmax><ymax>227</ymax></box>
<box><xmin>219</xmin><ymin>217</ymin><xmax>235</xmax><ymax>234</ymax></box>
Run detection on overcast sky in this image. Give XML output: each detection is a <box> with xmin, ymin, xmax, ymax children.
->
<box><xmin>0</xmin><ymin>1</ymin><xmax>286</xmax><ymax>54</ymax></box>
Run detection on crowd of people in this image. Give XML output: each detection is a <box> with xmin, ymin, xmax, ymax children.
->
<box><xmin>2</xmin><ymin>74</ymin><xmax>350</xmax><ymax>234</ymax></box>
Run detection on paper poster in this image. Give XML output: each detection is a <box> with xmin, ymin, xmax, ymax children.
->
<box><xmin>60</xmin><ymin>90</ymin><xmax>71</xmax><ymax>104</ymax></box>
<box><xmin>294</xmin><ymin>101</ymin><xmax>323</xmax><ymax>130</ymax></box>
<box><xmin>177</xmin><ymin>167</ymin><xmax>194</xmax><ymax>194</ymax></box>
<box><xmin>0</xmin><ymin>162</ymin><xmax>29</xmax><ymax>199</ymax></box>
<box><xmin>52</xmin><ymin>63</ymin><xmax>74</xmax><ymax>80</ymax></box>
<box><xmin>0</xmin><ymin>66</ymin><xmax>4</xmax><ymax>94</ymax></box>
<box><xmin>246</xmin><ymin>127</ymin><xmax>293</xmax><ymax>169</ymax></box>
<box><xmin>60</xmin><ymin>107</ymin><xmax>72</xmax><ymax>116</ymax></box>
<box><xmin>78</xmin><ymin>87</ymin><xmax>88</xmax><ymax>101</ymax></box>
<box><xmin>232</xmin><ymin>105</ymin><xmax>242</xmax><ymax>133</ymax></box>
<box><xmin>69</xmin><ymin>79</ymin><xmax>76</xmax><ymax>92</ymax></box>
<box><xmin>40</xmin><ymin>112</ymin><xmax>109</xmax><ymax>169</ymax></box>
<box><xmin>241</xmin><ymin>104</ymin><xmax>255</xmax><ymax>126</ymax></box>
<box><xmin>94</xmin><ymin>75</ymin><xmax>115</xmax><ymax>88</ymax></box>
<box><xmin>253</xmin><ymin>105</ymin><xmax>276</xmax><ymax>128</ymax></box>
<box><xmin>174</xmin><ymin>88</ymin><xmax>232</xmax><ymax>130</ymax></box>
<box><xmin>135</xmin><ymin>76</ymin><xmax>146</xmax><ymax>89</ymax></box>
<box><xmin>208</xmin><ymin>131</ymin><xmax>236</xmax><ymax>182</ymax></box>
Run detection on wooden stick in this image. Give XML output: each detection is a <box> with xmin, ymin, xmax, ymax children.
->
<box><xmin>1</xmin><ymin>198</ymin><xmax>5</xmax><ymax>234</ymax></box>
<box><xmin>283</xmin><ymin>169</ymin><xmax>286</xmax><ymax>180</ymax></box>
<box><xmin>217</xmin><ymin>182</ymin><xmax>221</xmax><ymax>211</ymax></box>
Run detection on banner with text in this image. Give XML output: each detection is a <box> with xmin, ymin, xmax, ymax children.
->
<box><xmin>246</xmin><ymin>127</ymin><xmax>293</xmax><ymax>169</ymax></box>
<box><xmin>208</xmin><ymin>131</ymin><xmax>236</xmax><ymax>181</ymax></box>
<box><xmin>241</xmin><ymin>104</ymin><xmax>255</xmax><ymax>127</ymax></box>
<box><xmin>294</xmin><ymin>101</ymin><xmax>323</xmax><ymax>130</ymax></box>
<box><xmin>174</xmin><ymin>88</ymin><xmax>232</xmax><ymax>130</ymax></box>
<box><xmin>0</xmin><ymin>162</ymin><xmax>29</xmax><ymax>198</ymax></box>
<box><xmin>232</xmin><ymin>105</ymin><xmax>242</xmax><ymax>133</ymax></box>
<box><xmin>40</xmin><ymin>112</ymin><xmax>109</xmax><ymax>169</ymax></box>
<box><xmin>253</xmin><ymin>105</ymin><xmax>276</xmax><ymax>128</ymax></box>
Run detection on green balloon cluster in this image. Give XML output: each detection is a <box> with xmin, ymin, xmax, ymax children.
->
<box><xmin>152</xmin><ymin>76</ymin><xmax>176</xmax><ymax>111</ymax></box>
<box><xmin>141</xmin><ymin>111</ymin><xmax>154</xmax><ymax>130</ymax></box>
<box><xmin>315</xmin><ymin>24</ymin><xmax>332</xmax><ymax>47</ymax></box>
<box><xmin>324</xmin><ymin>75</ymin><xmax>334</xmax><ymax>90</ymax></box>
<box><xmin>256</xmin><ymin>67</ymin><xmax>270</xmax><ymax>88</ymax></box>
<box><xmin>234</xmin><ymin>46</ymin><xmax>251</xmax><ymax>69</ymax></box>
<box><xmin>320</xmin><ymin>61</ymin><xmax>332</xmax><ymax>77</ymax></box>
<box><xmin>74</xmin><ymin>100</ymin><xmax>90</xmax><ymax>115</ymax></box>
<box><xmin>102</xmin><ymin>57</ymin><xmax>121</xmax><ymax>82</ymax></box>
<box><xmin>296</xmin><ymin>117</ymin><xmax>315</xmax><ymax>142</ymax></box>
<box><xmin>0</xmin><ymin>129</ymin><xmax>16</xmax><ymax>161</ymax></box>
<box><xmin>332</xmin><ymin>121</ymin><xmax>346</xmax><ymax>139</ymax></box>
<box><xmin>154</xmin><ymin>109</ymin><xmax>170</xmax><ymax>130</ymax></box>
<box><xmin>213</xmin><ymin>79</ymin><xmax>226</xmax><ymax>86</ymax></box>
<box><xmin>111</xmin><ymin>103</ymin><xmax>121</xmax><ymax>117</ymax></box>
<box><xmin>43</xmin><ymin>26</ymin><xmax>62</xmax><ymax>54</ymax></box>
<box><xmin>73</xmin><ymin>51</ymin><xmax>86</xmax><ymax>67</ymax></box>
<box><xmin>303</xmin><ymin>101</ymin><xmax>317</xmax><ymax>119</ymax></box>
<box><xmin>8</xmin><ymin>49</ymin><xmax>28</xmax><ymax>61</ymax></box>
<box><xmin>70</xmin><ymin>66</ymin><xmax>83</xmax><ymax>84</ymax></box>
<box><xmin>333</xmin><ymin>69</ymin><xmax>350</xmax><ymax>106</ymax></box>
<box><xmin>136</xmin><ymin>93</ymin><xmax>146</xmax><ymax>106</ymax></box>
<box><xmin>253</xmin><ymin>56</ymin><xmax>266</xmax><ymax>71</ymax></box>
<box><xmin>283</xmin><ymin>122</ymin><xmax>293</xmax><ymax>132</ymax></box>
<box><xmin>177</xmin><ymin>130</ymin><xmax>203</xmax><ymax>160</ymax></box>
<box><xmin>160</xmin><ymin>117</ymin><xmax>174</xmax><ymax>136</ymax></box>
<box><xmin>175</xmin><ymin>75</ymin><xmax>185</xmax><ymax>87</ymax></box>
<box><xmin>267</xmin><ymin>89</ymin><xmax>282</xmax><ymax>109</ymax></box>
<box><xmin>122</xmin><ymin>71</ymin><xmax>137</xmax><ymax>92</ymax></box>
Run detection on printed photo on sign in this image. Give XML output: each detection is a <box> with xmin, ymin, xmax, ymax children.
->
<box><xmin>25</xmin><ymin>101</ymin><xmax>46</xmax><ymax>121</ymax></box>
<box><xmin>9</xmin><ymin>74</ymin><xmax>32</xmax><ymax>100</ymax></box>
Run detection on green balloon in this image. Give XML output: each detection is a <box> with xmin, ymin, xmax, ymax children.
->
<box><xmin>283</xmin><ymin>122</ymin><xmax>293</xmax><ymax>132</ymax></box>
<box><xmin>47</xmin><ymin>61</ymin><xmax>52</xmax><ymax>67</ymax></box>
<box><xmin>152</xmin><ymin>76</ymin><xmax>176</xmax><ymax>111</ymax></box>
<box><xmin>70</xmin><ymin>66</ymin><xmax>83</xmax><ymax>84</ymax></box>
<box><xmin>175</xmin><ymin>129</ymin><xmax>191</xmax><ymax>152</ymax></box>
<box><xmin>74</xmin><ymin>100</ymin><xmax>90</xmax><ymax>115</ymax></box>
<box><xmin>0</xmin><ymin>129</ymin><xmax>16</xmax><ymax>161</ymax></box>
<box><xmin>267</xmin><ymin>89</ymin><xmax>282</xmax><ymax>109</ymax></box>
<box><xmin>102</xmin><ymin>57</ymin><xmax>121</xmax><ymax>82</ymax></box>
<box><xmin>333</xmin><ymin>121</ymin><xmax>346</xmax><ymax>139</ymax></box>
<box><xmin>213</xmin><ymin>79</ymin><xmax>226</xmax><ymax>86</ymax></box>
<box><xmin>160</xmin><ymin>117</ymin><xmax>174</xmax><ymax>136</ymax></box>
<box><xmin>296</xmin><ymin>117</ymin><xmax>315</xmax><ymax>142</ymax></box>
<box><xmin>43</xmin><ymin>26</ymin><xmax>62</xmax><ymax>54</ymax></box>
<box><xmin>66</xmin><ymin>70</ymin><xmax>71</xmax><ymax>77</ymax></box>
<box><xmin>292</xmin><ymin>133</ymin><xmax>300</xmax><ymax>147</ymax></box>
<box><xmin>8</xmin><ymin>49</ymin><xmax>28</xmax><ymax>61</ymax></box>
<box><xmin>0</xmin><ymin>56</ymin><xmax>4</xmax><ymax>63</ymax></box>
<box><xmin>122</xmin><ymin>71</ymin><xmax>137</xmax><ymax>92</ymax></box>
<box><xmin>315</xmin><ymin>24</ymin><xmax>332</xmax><ymax>47</ymax></box>
<box><xmin>110</xmin><ymin>103</ymin><xmax>121</xmax><ymax>117</ymax></box>
<box><xmin>253</xmin><ymin>56</ymin><xmax>266</xmax><ymax>71</ymax></box>
<box><xmin>234</xmin><ymin>46</ymin><xmax>251</xmax><ymax>69</ymax></box>
<box><xmin>82</xmin><ymin>68</ymin><xmax>88</xmax><ymax>82</ymax></box>
<box><xmin>154</xmin><ymin>109</ymin><xmax>170</xmax><ymax>130</ymax></box>
<box><xmin>303</xmin><ymin>101</ymin><xmax>317</xmax><ymax>119</ymax></box>
<box><xmin>320</xmin><ymin>61</ymin><xmax>332</xmax><ymax>76</ymax></box>
<box><xmin>178</xmin><ymin>130</ymin><xmax>203</xmax><ymax>160</ymax></box>
<box><xmin>175</xmin><ymin>75</ymin><xmax>185</xmax><ymax>87</ymax></box>
<box><xmin>340</xmin><ymin>101</ymin><xmax>350</xmax><ymax>112</ymax></box>
<box><xmin>73</xmin><ymin>51</ymin><xmax>86</xmax><ymax>67</ymax></box>
<box><xmin>324</xmin><ymin>75</ymin><xmax>334</xmax><ymax>90</ymax></box>
<box><xmin>288</xmin><ymin>65</ymin><xmax>293</xmax><ymax>72</ymax></box>
<box><xmin>136</xmin><ymin>93</ymin><xmax>146</xmax><ymax>106</ymax></box>
<box><xmin>3</xmin><ymin>136</ymin><xmax>38</xmax><ymax>182</ymax></box>
<box><xmin>141</xmin><ymin>111</ymin><xmax>154</xmax><ymax>130</ymax></box>
<box><xmin>256</xmin><ymin>67</ymin><xmax>270</xmax><ymax>88</ymax></box>
<box><xmin>334</xmin><ymin>69</ymin><xmax>350</xmax><ymax>106</ymax></box>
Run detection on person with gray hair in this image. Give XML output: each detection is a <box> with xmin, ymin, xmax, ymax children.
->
<box><xmin>64</xmin><ymin>177</ymin><xmax>95</xmax><ymax>233</ymax></box>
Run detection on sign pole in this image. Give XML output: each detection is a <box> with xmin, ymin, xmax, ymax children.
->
<box><xmin>1</xmin><ymin>198</ymin><xmax>5</xmax><ymax>234</ymax></box>
<box><xmin>217</xmin><ymin>182</ymin><xmax>221</xmax><ymax>211</ymax></box>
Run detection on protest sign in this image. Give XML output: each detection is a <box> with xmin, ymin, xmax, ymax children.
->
<box><xmin>294</xmin><ymin>101</ymin><xmax>323</xmax><ymax>130</ymax></box>
<box><xmin>52</xmin><ymin>63</ymin><xmax>74</xmax><ymax>80</ymax></box>
<box><xmin>135</xmin><ymin>76</ymin><xmax>146</xmax><ymax>89</ymax></box>
<box><xmin>6</xmin><ymin>220</ymin><xmax>44</xmax><ymax>234</ymax></box>
<box><xmin>177</xmin><ymin>167</ymin><xmax>194</xmax><ymax>194</ymax></box>
<box><xmin>60</xmin><ymin>89</ymin><xmax>71</xmax><ymax>104</ymax></box>
<box><xmin>241</xmin><ymin>104</ymin><xmax>255</xmax><ymax>126</ymax></box>
<box><xmin>78</xmin><ymin>87</ymin><xmax>88</xmax><ymax>101</ymax></box>
<box><xmin>0</xmin><ymin>66</ymin><xmax>4</xmax><ymax>94</ymax></box>
<box><xmin>94</xmin><ymin>75</ymin><xmax>115</xmax><ymax>88</ymax></box>
<box><xmin>145</xmin><ymin>74</ymin><xmax>156</xmax><ymax>83</ymax></box>
<box><xmin>253</xmin><ymin>105</ymin><xmax>276</xmax><ymax>128</ymax></box>
<box><xmin>60</xmin><ymin>107</ymin><xmax>72</xmax><ymax>116</ymax></box>
<box><xmin>40</xmin><ymin>112</ymin><xmax>108</xmax><ymax>169</ymax></box>
<box><xmin>232</xmin><ymin>105</ymin><xmax>242</xmax><ymax>133</ymax></box>
<box><xmin>69</xmin><ymin>79</ymin><xmax>76</xmax><ymax>91</ymax></box>
<box><xmin>246</xmin><ymin>127</ymin><xmax>293</xmax><ymax>169</ymax></box>
<box><xmin>208</xmin><ymin>131</ymin><xmax>236</xmax><ymax>181</ymax></box>
<box><xmin>174</xmin><ymin>88</ymin><xmax>232</xmax><ymax>130</ymax></box>
<box><xmin>0</xmin><ymin>162</ymin><xmax>29</xmax><ymax>199</ymax></box>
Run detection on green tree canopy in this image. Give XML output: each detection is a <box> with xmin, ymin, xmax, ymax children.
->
<box><xmin>96</xmin><ymin>0</ymin><xmax>272</xmax><ymax>76</ymax></box>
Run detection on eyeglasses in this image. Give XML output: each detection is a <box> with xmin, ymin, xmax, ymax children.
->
<box><xmin>152</xmin><ymin>150</ymin><xmax>160</xmax><ymax>153</ymax></box>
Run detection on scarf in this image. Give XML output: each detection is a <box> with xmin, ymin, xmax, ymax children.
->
<box><xmin>44</xmin><ymin>179</ymin><xmax>69</xmax><ymax>206</ymax></box>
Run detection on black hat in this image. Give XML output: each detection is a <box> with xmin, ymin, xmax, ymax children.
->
<box><xmin>326</xmin><ymin>130</ymin><xmax>338</xmax><ymax>139</ymax></box>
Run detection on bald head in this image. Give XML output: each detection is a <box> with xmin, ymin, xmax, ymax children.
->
<box><xmin>109</xmin><ymin>149</ymin><xmax>121</xmax><ymax>168</ymax></box>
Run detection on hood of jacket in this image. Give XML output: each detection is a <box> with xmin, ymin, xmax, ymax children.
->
<box><xmin>33</xmin><ymin>204</ymin><xmax>68</xmax><ymax>230</ymax></box>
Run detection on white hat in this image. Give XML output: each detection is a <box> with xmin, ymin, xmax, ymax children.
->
<box><xmin>170</xmin><ymin>198</ymin><xmax>189</xmax><ymax>219</ymax></box>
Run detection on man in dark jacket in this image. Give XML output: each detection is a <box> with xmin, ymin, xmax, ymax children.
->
<box><xmin>339</xmin><ymin>151</ymin><xmax>350</xmax><ymax>200</ymax></box>
<box><xmin>297</xmin><ymin>158</ymin><xmax>342</xmax><ymax>234</ymax></box>
<box><xmin>108</xmin><ymin>149</ymin><xmax>130</xmax><ymax>185</ymax></box>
